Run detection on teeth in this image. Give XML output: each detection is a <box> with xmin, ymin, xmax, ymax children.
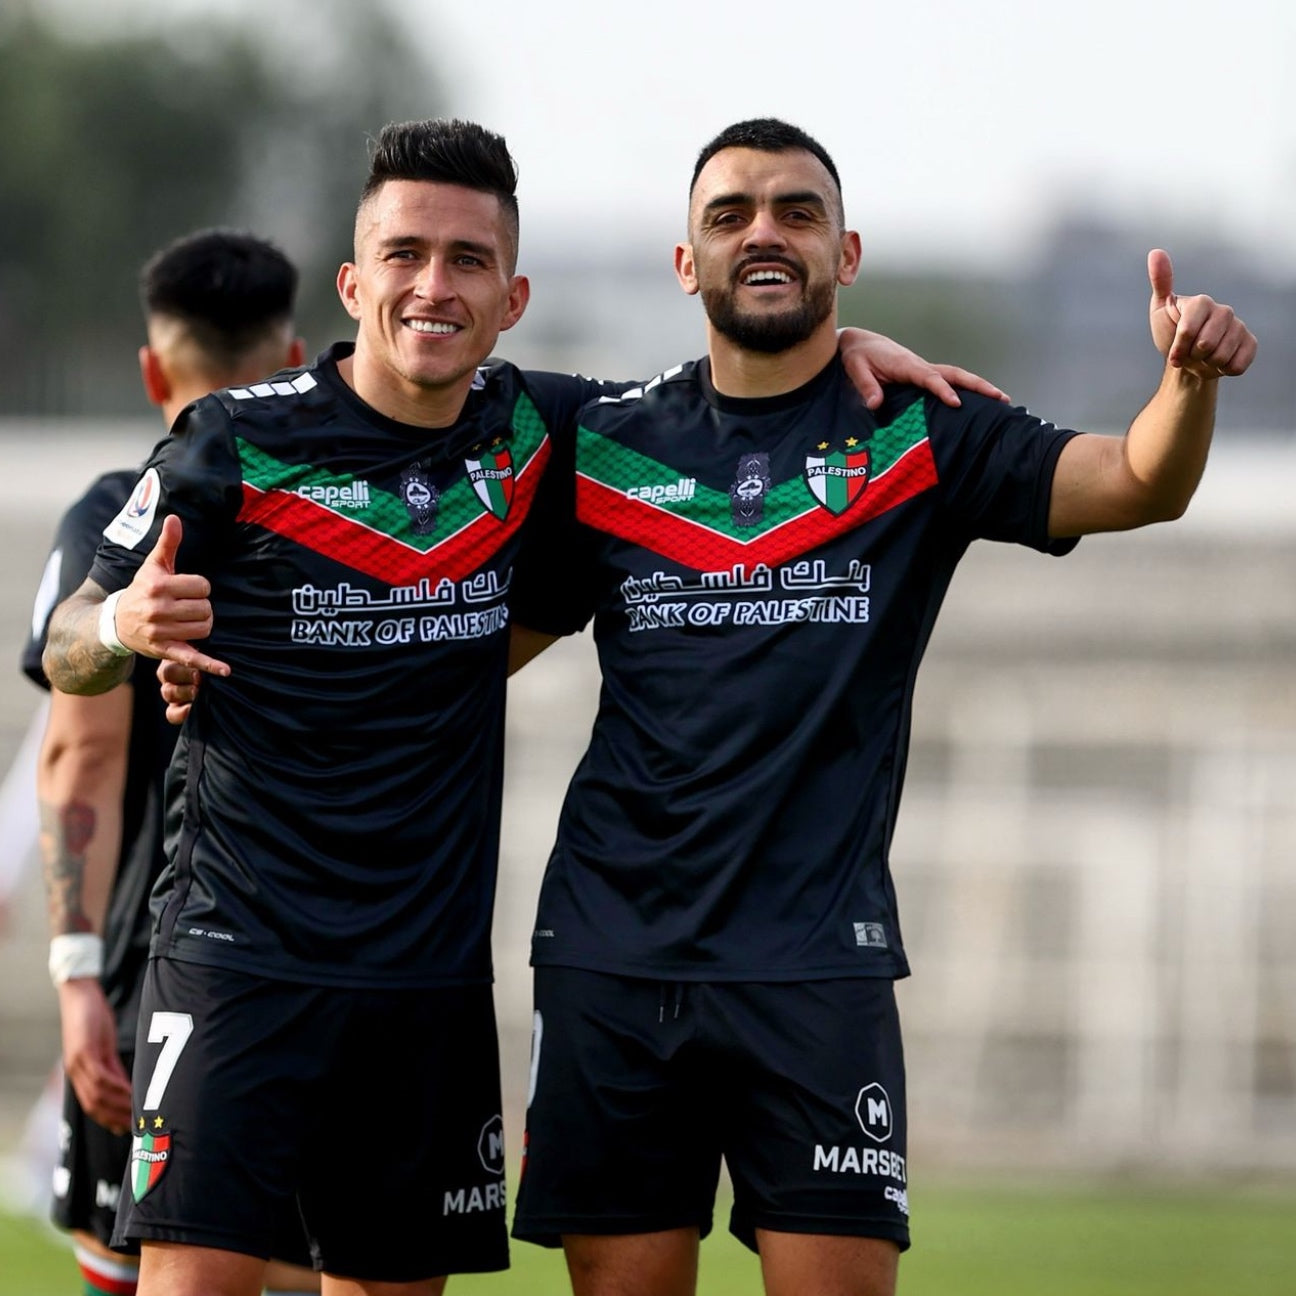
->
<box><xmin>407</xmin><ymin>320</ymin><xmax>460</xmax><ymax>334</ymax></box>
<box><xmin>744</xmin><ymin>269</ymin><xmax>793</xmax><ymax>285</ymax></box>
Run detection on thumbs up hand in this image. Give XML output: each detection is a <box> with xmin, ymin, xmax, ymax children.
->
<box><xmin>1147</xmin><ymin>249</ymin><xmax>1257</xmax><ymax>379</ymax></box>
<box><xmin>112</xmin><ymin>514</ymin><xmax>231</xmax><ymax>676</ymax></box>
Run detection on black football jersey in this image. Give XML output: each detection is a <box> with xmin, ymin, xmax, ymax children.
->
<box><xmin>512</xmin><ymin>355</ymin><xmax>1079</xmax><ymax>981</ymax></box>
<box><xmin>88</xmin><ymin>343</ymin><xmax>614</xmax><ymax>988</ymax></box>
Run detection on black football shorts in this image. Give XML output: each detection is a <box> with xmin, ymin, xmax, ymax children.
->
<box><xmin>51</xmin><ymin>1063</ymin><xmax>137</xmax><ymax>1251</ymax></box>
<box><xmin>113</xmin><ymin>956</ymin><xmax>508</xmax><ymax>1281</ymax></box>
<box><xmin>512</xmin><ymin>968</ymin><xmax>909</xmax><ymax>1253</ymax></box>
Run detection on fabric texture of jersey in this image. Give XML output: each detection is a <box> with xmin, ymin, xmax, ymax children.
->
<box><xmin>512</xmin><ymin>356</ymin><xmax>1079</xmax><ymax>982</ymax></box>
<box><xmin>87</xmin><ymin>343</ymin><xmax>610</xmax><ymax>989</ymax></box>
<box><xmin>24</xmin><ymin>467</ymin><xmax>180</xmax><ymax>1034</ymax></box>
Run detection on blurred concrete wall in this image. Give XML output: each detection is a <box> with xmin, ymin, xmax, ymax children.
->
<box><xmin>2</xmin><ymin>423</ymin><xmax>1294</xmax><ymax>1185</ymax></box>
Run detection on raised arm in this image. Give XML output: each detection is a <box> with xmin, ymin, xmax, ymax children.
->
<box><xmin>38</xmin><ymin>687</ymin><xmax>134</xmax><ymax>1133</ymax></box>
<box><xmin>1048</xmin><ymin>249</ymin><xmax>1256</xmax><ymax>537</ymax></box>
<box><xmin>44</xmin><ymin>515</ymin><xmax>230</xmax><ymax>695</ymax></box>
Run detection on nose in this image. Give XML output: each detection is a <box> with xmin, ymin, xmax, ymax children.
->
<box><xmin>414</xmin><ymin>257</ymin><xmax>455</xmax><ymax>301</ymax></box>
<box><xmin>743</xmin><ymin>206</ymin><xmax>786</xmax><ymax>249</ymax></box>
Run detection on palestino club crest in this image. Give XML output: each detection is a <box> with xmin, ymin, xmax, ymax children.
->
<box><xmin>805</xmin><ymin>438</ymin><xmax>870</xmax><ymax>515</ymax></box>
<box><xmin>130</xmin><ymin>1118</ymin><xmax>172</xmax><ymax>1201</ymax></box>
<box><xmin>465</xmin><ymin>437</ymin><xmax>514</xmax><ymax>520</ymax></box>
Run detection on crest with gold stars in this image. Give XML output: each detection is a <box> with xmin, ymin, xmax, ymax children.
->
<box><xmin>464</xmin><ymin>436</ymin><xmax>514</xmax><ymax>520</ymax></box>
<box><xmin>129</xmin><ymin>1113</ymin><xmax>172</xmax><ymax>1202</ymax></box>
<box><xmin>805</xmin><ymin>437</ymin><xmax>870</xmax><ymax>515</ymax></box>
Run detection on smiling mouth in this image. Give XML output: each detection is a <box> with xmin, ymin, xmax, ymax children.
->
<box><xmin>742</xmin><ymin>268</ymin><xmax>794</xmax><ymax>286</ymax></box>
<box><xmin>405</xmin><ymin>320</ymin><xmax>462</xmax><ymax>334</ymax></box>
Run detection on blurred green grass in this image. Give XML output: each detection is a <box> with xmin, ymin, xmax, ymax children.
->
<box><xmin>4</xmin><ymin>1181</ymin><xmax>1295</xmax><ymax>1295</ymax></box>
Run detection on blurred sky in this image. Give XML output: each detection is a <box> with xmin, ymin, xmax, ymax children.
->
<box><xmin>41</xmin><ymin>0</ymin><xmax>1296</xmax><ymax>274</ymax></box>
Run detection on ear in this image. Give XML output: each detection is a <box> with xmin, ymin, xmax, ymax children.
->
<box><xmin>139</xmin><ymin>345</ymin><xmax>170</xmax><ymax>408</ymax></box>
<box><xmin>287</xmin><ymin>337</ymin><xmax>306</xmax><ymax>367</ymax></box>
<box><xmin>837</xmin><ymin>229</ymin><xmax>862</xmax><ymax>288</ymax></box>
<box><xmin>498</xmin><ymin>274</ymin><xmax>530</xmax><ymax>334</ymax></box>
<box><xmin>674</xmin><ymin>242</ymin><xmax>700</xmax><ymax>296</ymax></box>
<box><xmin>337</xmin><ymin>263</ymin><xmax>363</xmax><ymax>322</ymax></box>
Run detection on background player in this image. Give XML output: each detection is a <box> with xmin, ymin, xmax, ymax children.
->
<box><xmin>24</xmin><ymin>229</ymin><xmax>314</xmax><ymax>1296</ymax></box>
<box><xmin>506</xmin><ymin>118</ymin><xmax>1257</xmax><ymax>1296</ymax></box>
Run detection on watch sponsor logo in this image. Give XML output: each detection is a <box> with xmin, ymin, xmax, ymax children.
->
<box><xmin>729</xmin><ymin>452</ymin><xmax>771</xmax><ymax>527</ymax></box>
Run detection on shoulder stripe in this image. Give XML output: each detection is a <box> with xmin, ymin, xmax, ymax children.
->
<box><xmin>228</xmin><ymin>373</ymin><xmax>317</xmax><ymax>400</ymax></box>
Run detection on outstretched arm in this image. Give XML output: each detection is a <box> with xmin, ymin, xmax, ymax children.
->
<box><xmin>1048</xmin><ymin>249</ymin><xmax>1256</xmax><ymax>537</ymax></box>
<box><xmin>837</xmin><ymin>329</ymin><xmax>1009</xmax><ymax>409</ymax></box>
<box><xmin>44</xmin><ymin>515</ymin><xmax>230</xmax><ymax>695</ymax></box>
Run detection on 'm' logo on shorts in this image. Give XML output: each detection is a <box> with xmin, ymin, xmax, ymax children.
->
<box><xmin>855</xmin><ymin>1083</ymin><xmax>893</xmax><ymax>1144</ymax></box>
<box><xmin>129</xmin><ymin>1127</ymin><xmax>171</xmax><ymax>1201</ymax></box>
<box><xmin>478</xmin><ymin>1114</ymin><xmax>505</xmax><ymax>1176</ymax></box>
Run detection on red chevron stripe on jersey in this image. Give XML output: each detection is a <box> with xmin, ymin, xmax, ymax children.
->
<box><xmin>239</xmin><ymin>438</ymin><xmax>550</xmax><ymax>584</ymax></box>
<box><xmin>577</xmin><ymin>439</ymin><xmax>937</xmax><ymax>571</ymax></box>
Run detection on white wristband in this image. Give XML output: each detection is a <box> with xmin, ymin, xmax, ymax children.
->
<box><xmin>49</xmin><ymin>933</ymin><xmax>104</xmax><ymax>984</ymax></box>
<box><xmin>97</xmin><ymin>590</ymin><xmax>132</xmax><ymax>657</ymax></box>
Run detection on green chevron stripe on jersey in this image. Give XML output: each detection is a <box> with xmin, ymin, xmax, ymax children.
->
<box><xmin>236</xmin><ymin>391</ymin><xmax>549</xmax><ymax>582</ymax></box>
<box><xmin>576</xmin><ymin>398</ymin><xmax>937</xmax><ymax>569</ymax></box>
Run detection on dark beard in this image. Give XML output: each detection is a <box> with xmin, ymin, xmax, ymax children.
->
<box><xmin>701</xmin><ymin>277</ymin><xmax>835</xmax><ymax>354</ymax></box>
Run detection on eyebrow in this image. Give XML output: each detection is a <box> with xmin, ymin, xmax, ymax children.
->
<box><xmin>377</xmin><ymin>234</ymin><xmax>499</xmax><ymax>260</ymax></box>
<box><xmin>701</xmin><ymin>190</ymin><xmax>830</xmax><ymax>216</ymax></box>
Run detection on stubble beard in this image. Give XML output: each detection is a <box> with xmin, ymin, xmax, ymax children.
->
<box><xmin>701</xmin><ymin>275</ymin><xmax>836</xmax><ymax>355</ymax></box>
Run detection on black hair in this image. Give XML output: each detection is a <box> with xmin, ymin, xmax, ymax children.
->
<box><xmin>690</xmin><ymin>117</ymin><xmax>842</xmax><ymax>205</ymax></box>
<box><xmin>360</xmin><ymin>118</ymin><xmax>519</xmax><ymax>257</ymax></box>
<box><xmin>139</xmin><ymin>229</ymin><xmax>297</xmax><ymax>361</ymax></box>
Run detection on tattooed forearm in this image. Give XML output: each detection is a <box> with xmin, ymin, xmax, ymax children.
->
<box><xmin>39</xmin><ymin>799</ymin><xmax>96</xmax><ymax>936</ymax></box>
<box><xmin>43</xmin><ymin>589</ymin><xmax>134</xmax><ymax>696</ymax></box>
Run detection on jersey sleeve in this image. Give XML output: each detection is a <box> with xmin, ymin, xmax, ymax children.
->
<box><xmin>509</xmin><ymin>399</ymin><xmax>600</xmax><ymax>637</ymax></box>
<box><xmin>520</xmin><ymin>371</ymin><xmax>642</xmax><ymax>448</ymax></box>
<box><xmin>928</xmin><ymin>392</ymin><xmax>1079</xmax><ymax>555</ymax></box>
<box><xmin>507</xmin><ymin>374</ymin><xmax>642</xmax><ymax>636</ymax></box>
<box><xmin>88</xmin><ymin>397</ymin><xmax>245</xmax><ymax>595</ymax></box>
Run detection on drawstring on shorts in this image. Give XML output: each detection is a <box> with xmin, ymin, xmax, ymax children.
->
<box><xmin>658</xmin><ymin>982</ymin><xmax>685</xmax><ymax>1022</ymax></box>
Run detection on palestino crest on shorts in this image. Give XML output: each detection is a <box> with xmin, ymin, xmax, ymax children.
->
<box><xmin>130</xmin><ymin>1115</ymin><xmax>172</xmax><ymax>1201</ymax></box>
<box><xmin>805</xmin><ymin>439</ymin><xmax>870</xmax><ymax>515</ymax></box>
<box><xmin>465</xmin><ymin>437</ymin><xmax>514</xmax><ymax>520</ymax></box>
